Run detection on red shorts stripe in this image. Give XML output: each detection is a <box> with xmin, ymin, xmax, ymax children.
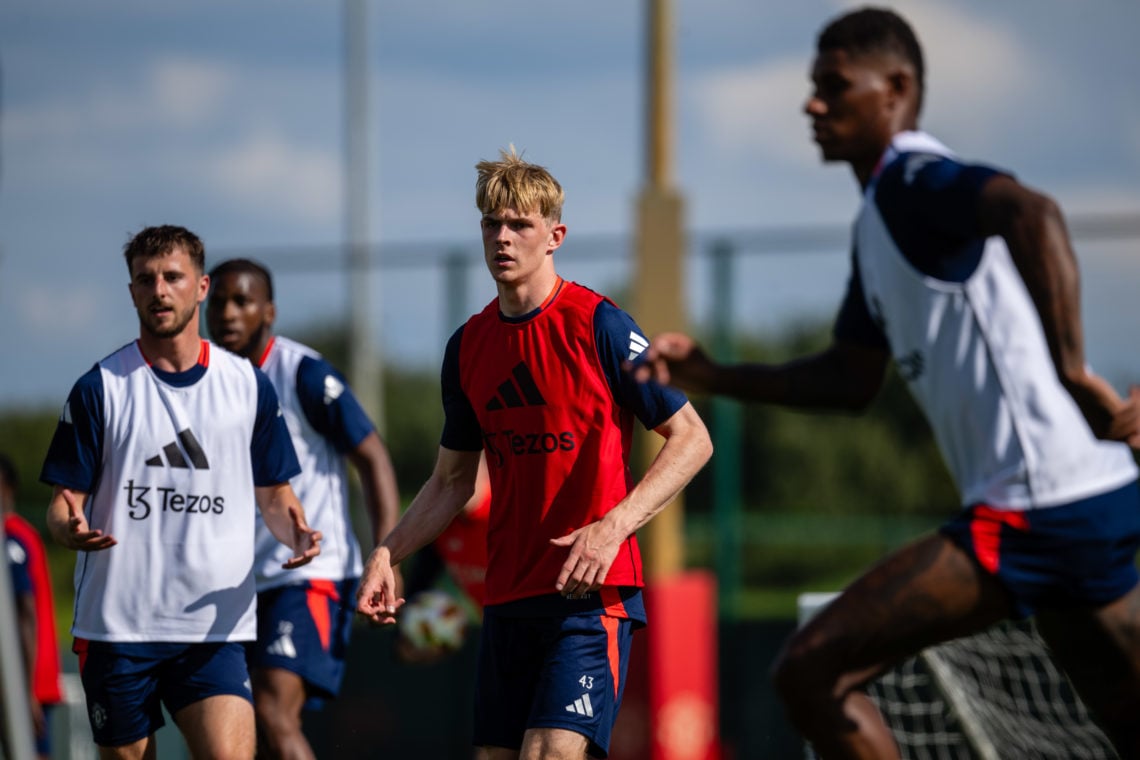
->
<box><xmin>74</xmin><ymin>637</ymin><xmax>89</xmax><ymax>673</ymax></box>
<box><xmin>599</xmin><ymin>586</ymin><xmax>628</xmax><ymax>619</ymax></box>
<box><xmin>969</xmin><ymin>505</ymin><xmax>1029</xmax><ymax>573</ymax></box>
<box><xmin>600</xmin><ymin>615</ymin><xmax>621</xmax><ymax>698</ymax></box>
<box><xmin>306</xmin><ymin>580</ymin><xmax>338</xmax><ymax>651</ymax></box>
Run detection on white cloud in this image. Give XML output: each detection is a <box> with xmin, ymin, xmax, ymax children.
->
<box><xmin>903</xmin><ymin>3</ymin><xmax>1033</xmax><ymax>144</ymax></box>
<box><xmin>150</xmin><ymin>58</ymin><xmax>232</xmax><ymax>126</ymax></box>
<box><xmin>688</xmin><ymin>1</ymin><xmax>1035</xmax><ymax>170</ymax></box>
<box><xmin>689</xmin><ymin>56</ymin><xmax>818</xmax><ymax>170</ymax></box>
<box><xmin>193</xmin><ymin>129</ymin><xmax>342</xmax><ymax>224</ymax></box>
<box><xmin>4</xmin><ymin>57</ymin><xmax>234</xmax><ymax>140</ymax></box>
<box><xmin>2</xmin><ymin>52</ymin><xmax>341</xmax><ymax>224</ymax></box>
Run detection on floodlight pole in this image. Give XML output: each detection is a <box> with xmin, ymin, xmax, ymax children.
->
<box><xmin>345</xmin><ymin>0</ymin><xmax>384</xmax><ymax>432</ymax></box>
<box><xmin>632</xmin><ymin>0</ymin><xmax>686</xmax><ymax>580</ymax></box>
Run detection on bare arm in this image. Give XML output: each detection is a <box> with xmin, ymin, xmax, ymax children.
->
<box><xmin>356</xmin><ymin>446</ymin><xmax>481</xmax><ymax>624</ymax></box>
<box><xmin>345</xmin><ymin>431</ymin><xmax>401</xmax><ymax>548</ymax></box>
<box><xmin>635</xmin><ymin>332</ymin><xmax>890</xmax><ymax>412</ymax></box>
<box><xmin>551</xmin><ymin>401</ymin><xmax>714</xmax><ymax>597</ymax></box>
<box><xmin>15</xmin><ymin>590</ymin><xmax>44</xmax><ymax>737</ymax></box>
<box><xmin>979</xmin><ymin>175</ymin><xmax>1140</xmax><ymax>444</ymax></box>
<box><xmin>45</xmin><ymin>486</ymin><xmax>116</xmax><ymax>551</ymax></box>
<box><xmin>254</xmin><ymin>483</ymin><xmax>322</xmax><ymax>569</ymax></box>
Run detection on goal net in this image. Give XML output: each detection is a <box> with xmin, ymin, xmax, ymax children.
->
<box><xmin>797</xmin><ymin>592</ymin><xmax>1118</xmax><ymax>760</ymax></box>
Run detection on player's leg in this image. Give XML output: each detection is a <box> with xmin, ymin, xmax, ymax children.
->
<box><xmin>771</xmin><ymin>532</ymin><xmax>1012</xmax><ymax>760</ymax></box>
<box><xmin>250</xmin><ymin>667</ymin><xmax>311</xmax><ymax>760</ymax></box>
<box><xmin>1036</xmin><ymin>586</ymin><xmax>1140</xmax><ymax>759</ymax></box>
<box><xmin>519</xmin><ymin>727</ymin><xmax>589</xmax><ymax>760</ymax></box>
<box><xmin>523</xmin><ymin>614</ymin><xmax>634</xmax><ymax>760</ymax></box>
<box><xmin>173</xmin><ymin>694</ymin><xmax>255</xmax><ymax>760</ymax></box>
<box><xmin>163</xmin><ymin>642</ymin><xmax>255</xmax><ymax>760</ymax></box>
<box><xmin>96</xmin><ymin>738</ymin><xmax>156</xmax><ymax>760</ymax></box>
<box><xmin>247</xmin><ymin>580</ymin><xmax>355</xmax><ymax>760</ymax></box>
<box><xmin>1027</xmin><ymin>480</ymin><xmax>1140</xmax><ymax>758</ymax></box>
<box><xmin>473</xmin><ymin>612</ymin><xmax>545</xmax><ymax>757</ymax></box>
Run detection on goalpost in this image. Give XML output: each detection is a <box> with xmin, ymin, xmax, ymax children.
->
<box><xmin>797</xmin><ymin>592</ymin><xmax>1118</xmax><ymax>760</ymax></box>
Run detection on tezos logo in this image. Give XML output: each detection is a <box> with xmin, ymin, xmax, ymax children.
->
<box><xmin>123</xmin><ymin>480</ymin><xmax>225</xmax><ymax>520</ymax></box>
<box><xmin>483</xmin><ymin>429</ymin><xmax>576</xmax><ymax>467</ymax></box>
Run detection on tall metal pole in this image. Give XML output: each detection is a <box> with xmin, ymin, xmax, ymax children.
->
<box><xmin>345</xmin><ymin>0</ymin><xmax>384</xmax><ymax>432</ymax></box>
<box><xmin>632</xmin><ymin>0</ymin><xmax>687</xmax><ymax>580</ymax></box>
<box><xmin>710</xmin><ymin>240</ymin><xmax>742</xmax><ymax>618</ymax></box>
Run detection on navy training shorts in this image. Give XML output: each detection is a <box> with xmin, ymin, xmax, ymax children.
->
<box><xmin>941</xmin><ymin>481</ymin><xmax>1140</xmax><ymax>619</ymax></box>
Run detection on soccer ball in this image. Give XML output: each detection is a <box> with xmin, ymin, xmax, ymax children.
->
<box><xmin>397</xmin><ymin>590</ymin><xmax>467</xmax><ymax>651</ymax></box>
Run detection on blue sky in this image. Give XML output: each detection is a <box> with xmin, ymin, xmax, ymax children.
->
<box><xmin>1</xmin><ymin>0</ymin><xmax>1139</xmax><ymax>410</ymax></box>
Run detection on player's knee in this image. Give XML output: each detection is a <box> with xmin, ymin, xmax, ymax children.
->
<box><xmin>253</xmin><ymin>695</ymin><xmax>302</xmax><ymax>739</ymax></box>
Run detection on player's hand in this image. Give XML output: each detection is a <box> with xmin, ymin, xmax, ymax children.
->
<box><xmin>356</xmin><ymin>546</ymin><xmax>405</xmax><ymax>625</ymax></box>
<box><xmin>626</xmin><ymin>331</ymin><xmax>715</xmax><ymax>393</ymax></box>
<box><xmin>551</xmin><ymin>520</ymin><xmax>623</xmax><ymax>598</ymax></box>
<box><xmin>58</xmin><ymin>489</ymin><xmax>117</xmax><ymax>552</ymax></box>
<box><xmin>1110</xmin><ymin>384</ymin><xmax>1140</xmax><ymax>449</ymax></box>
<box><xmin>282</xmin><ymin>506</ymin><xmax>322</xmax><ymax>569</ymax></box>
<box><xmin>1065</xmin><ymin>372</ymin><xmax>1140</xmax><ymax>447</ymax></box>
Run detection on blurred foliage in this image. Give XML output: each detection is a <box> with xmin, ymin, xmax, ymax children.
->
<box><xmin>0</xmin><ymin>319</ymin><xmax>963</xmax><ymax>625</ymax></box>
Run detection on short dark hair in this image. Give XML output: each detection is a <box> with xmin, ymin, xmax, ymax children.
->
<box><xmin>818</xmin><ymin>7</ymin><xmax>925</xmax><ymax>113</ymax></box>
<box><xmin>208</xmin><ymin>258</ymin><xmax>275</xmax><ymax>302</ymax></box>
<box><xmin>123</xmin><ymin>225</ymin><xmax>206</xmax><ymax>275</ymax></box>
<box><xmin>0</xmin><ymin>452</ymin><xmax>18</xmax><ymax>494</ymax></box>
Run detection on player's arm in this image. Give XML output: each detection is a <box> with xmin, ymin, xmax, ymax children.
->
<box><xmin>255</xmin><ymin>482</ymin><xmax>322</xmax><ymax>569</ymax></box>
<box><xmin>45</xmin><ymin>487</ymin><xmax>116</xmax><ymax>551</ymax></box>
<box><xmin>345</xmin><ymin>431</ymin><xmax>401</xmax><ymax>548</ymax></box>
<box><xmin>42</xmin><ymin>370</ymin><xmax>115</xmax><ymax>550</ymax></box>
<box><xmin>637</xmin><ymin>333</ymin><xmax>889</xmax><ymax>412</ymax></box>
<box><xmin>978</xmin><ymin>174</ymin><xmax>1140</xmax><ymax>445</ymax></box>
<box><xmin>295</xmin><ymin>356</ymin><xmax>402</xmax><ymax>548</ymax></box>
<box><xmin>634</xmin><ymin>247</ymin><xmax>890</xmax><ymax>412</ymax></box>
<box><xmin>357</xmin><ymin>446</ymin><xmax>481</xmax><ymax>624</ymax></box>
<box><xmin>250</xmin><ymin>367</ymin><xmax>321</xmax><ymax>566</ymax></box>
<box><xmin>11</xmin><ymin>556</ymin><xmax>45</xmax><ymax>736</ymax></box>
<box><xmin>552</xmin><ymin>401</ymin><xmax>713</xmax><ymax>596</ymax></box>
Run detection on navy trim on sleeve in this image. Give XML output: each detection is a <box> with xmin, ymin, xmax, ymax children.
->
<box><xmin>250</xmin><ymin>368</ymin><xmax>302</xmax><ymax>486</ymax></box>
<box><xmin>593</xmin><ymin>300</ymin><xmax>688</xmax><ymax>430</ymax></box>
<box><xmin>874</xmin><ymin>152</ymin><xmax>1007</xmax><ymax>282</ymax></box>
<box><xmin>439</xmin><ymin>325</ymin><xmax>484</xmax><ymax>451</ymax></box>
<box><xmin>295</xmin><ymin>355</ymin><xmax>374</xmax><ymax>454</ymax></box>
<box><xmin>40</xmin><ymin>365</ymin><xmax>105</xmax><ymax>492</ymax></box>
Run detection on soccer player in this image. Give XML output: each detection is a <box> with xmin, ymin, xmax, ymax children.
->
<box><xmin>357</xmin><ymin>148</ymin><xmax>713</xmax><ymax>760</ymax></box>
<box><xmin>634</xmin><ymin>8</ymin><xmax>1140</xmax><ymax>759</ymax></box>
<box><xmin>2</xmin><ymin>453</ymin><xmax>63</xmax><ymax>760</ymax></box>
<box><xmin>40</xmin><ymin>225</ymin><xmax>321</xmax><ymax>760</ymax></box>
<box><xmin>206</xmin><ymin>258</ymin><xmax>402</xmax><ymax>760</ymax></box>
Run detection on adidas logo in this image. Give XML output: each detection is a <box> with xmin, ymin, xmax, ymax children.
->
<box><xmin>627</xmin><ymin>331</ymin><xmax>649</xmax><ymax>361</ymax></box>
<box><xmin>485</xmin><ymin>362</ymin><xmax>546</xmax><ymax>411</ymax></box>
<box><xmin>145</xmin><ymin>429</ymin><xmax>210</xmax><ymax>469</ymax></box>
<box><xmin>565</xmin><ymin>693</ymin><xmax>595</xmax><ymax>717</ymax></box>
<box><xmin>266</xmin><ymin>621</ymin><xmax>297</xmax><ymax>659</ymax></box>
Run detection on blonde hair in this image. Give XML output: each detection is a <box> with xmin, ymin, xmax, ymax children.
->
<box><xmin>475</xmin><ymin>146</ymin><xmax>564</xmax><ymax>222</ymax></box>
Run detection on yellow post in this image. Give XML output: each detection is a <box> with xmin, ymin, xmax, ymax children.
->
<box><xmin>632</xmin><ymin>0</ymin><xmax>686</xmax><ymax>580</ymax></box>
